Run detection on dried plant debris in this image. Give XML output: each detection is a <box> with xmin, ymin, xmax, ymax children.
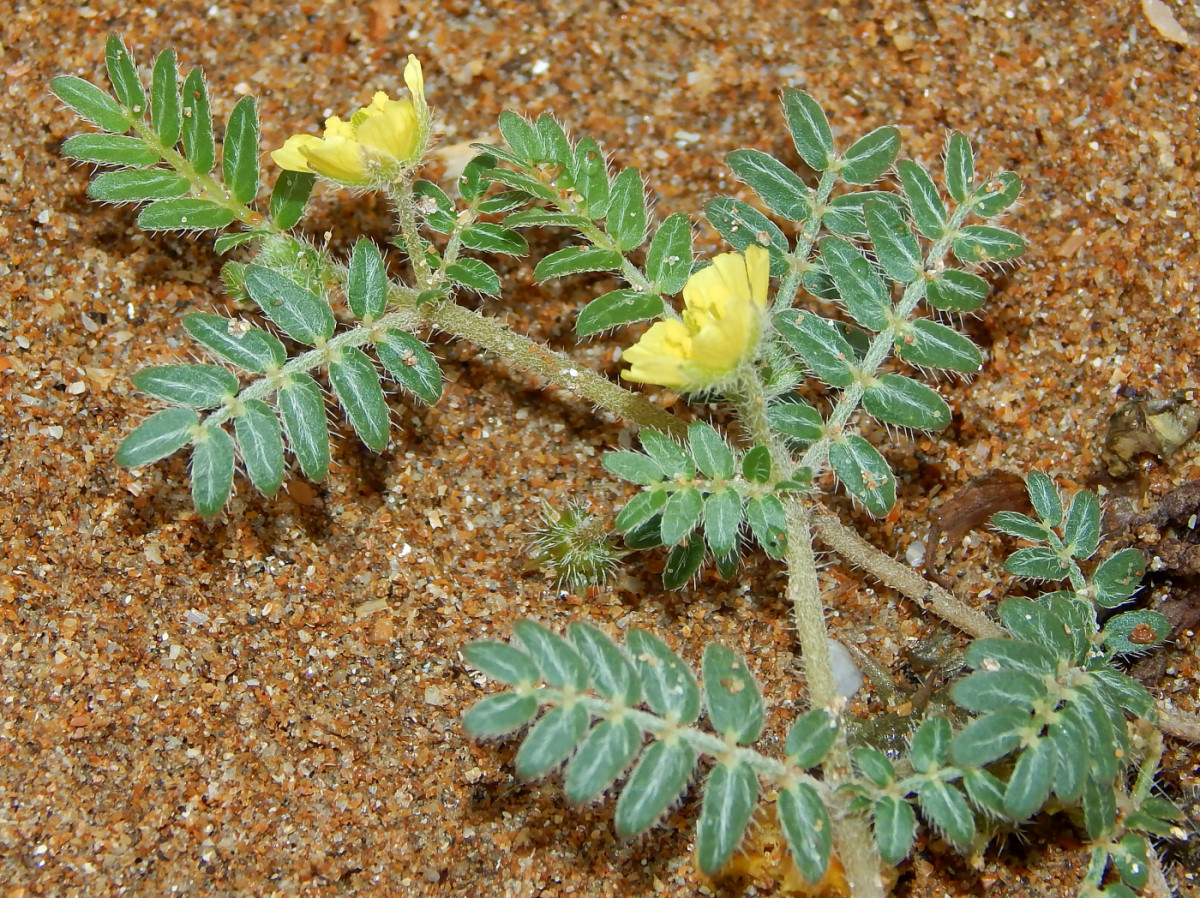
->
<box><xmin>924</xmin><ymin>469</ymin><xmax>1031</xmax><ymax>589</ymax></box>
<box><xmin>1101</xmin><ymin>388</ymin><xmax>1200</xmax><ymax>479</ymax></box>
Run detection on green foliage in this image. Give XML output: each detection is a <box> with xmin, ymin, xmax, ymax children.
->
<box><xmin>61</xmin><ymin>39</ymin><xmax>1183</xmax><ymax>897</ymax></box>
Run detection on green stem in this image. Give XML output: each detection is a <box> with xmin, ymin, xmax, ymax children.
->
<box><xmin>429</xmin><ymin>300</ymin><xmax>686</xmax><ymax>438</ymax></box>
<box><xmin>783</xmin><ymin>499</ymin><xmax>884</xmax><ymax>898</ymax></box>
<box><xmin>129</xmin><ymin>118</ymin><xmax>274</xmax><ymax>231</ymax></box>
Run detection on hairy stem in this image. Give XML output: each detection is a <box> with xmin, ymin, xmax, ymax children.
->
<box><xmin>783</xmin><ymin>500</ymin><xmax>884</xmax><ymax>898</ymax></box>
<box><xmin>812</xmin><ymin>510</ymin><xmax>1006</xmax><ymax>639</ymax></box>
<box><xmin>429</xmin><ymin>300</ymin><xmax>686</xmax><ymax>438</ymax></box>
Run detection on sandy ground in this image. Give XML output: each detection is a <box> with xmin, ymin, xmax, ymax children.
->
<box><xmin>2</xmin><ymin>1</ymin><xmax>1198</xmax><ymax>895</ymax></box>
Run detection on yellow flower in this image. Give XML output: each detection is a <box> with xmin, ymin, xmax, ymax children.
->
<box><xmin>622</xmin><ymin>245</ymin><xmax>770</xmax><ymax>391</ymax></box>
<box><xmin>271</xmin><ymin>55</ymin><xmax>430</xmax><ymax>186</ymax></box>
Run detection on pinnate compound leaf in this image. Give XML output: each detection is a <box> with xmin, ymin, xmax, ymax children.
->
<box><xmin>926</xmin><ymin>268</ymin><xmax>990</xmax><ymax>312</ymax></box>
<box><xmin>116</xmin><ymin>407</ymin><xmax>198</xmax><ymax>467</ymax></box>
<box><xmin>1005</xmin><ymin>546</ymin><xmax>1070</xmax><ymax>581</ymax></box>
<box><xmin>190</xmin><ymin>425</ymin><xmax>235</xmax><ymax>518</ymax></box>
<box><xmin>1112</xmin><ymin>833</ymin><xmax>1151</xmax><ymax>890</ymax></box>
<box><xmin>829</xmin><ymin>435</ymin><xmax>895</xmax><ymax>517</ymax></box>
<box><xmin>515</xmin><ymin>703</ymin><xmax>589</xmax><ymax>780</ymax></box>
<box><xmin>614</xmin><ymin>739</ymin><xmax>695</xmax><ymax>839</ymax></box>
<box><xmin>565</xmin><ymin>719</ymin><xmax>641</xmax><ymax>804</ymax></box>
<box><xmin>950</xmin><ymin>708</ymin><xmax>1028</xmax><ymax>767</ymax></box>
<box><xmin>862</xmin><ymin>374</ymin><xmax>950</xmax><ymax>431</ymax></box>
<box><xmin>567</xmin><ymin>622</ymin><xmax>640</xmax><ymax>705</ymax></box>
<box><xmin>778</xmin><ymin>783</ymin><xmax>832</xmax><ymax>884</ymax></box>
<box><xmin>626</xmin><ymin>629</ymin><xmax>700</xmax><ymax>723</ymax></box>
<box><xmin>963</xmin><ymin>768</ymin><xmax>1008</xmax><ymax>818</ymax></box>
<box><xmin>607</xmin><ymin>167</ymin><xmax>648</xmax><ymax>252</ymax></box>
<box><xmin>1092</xmin><ymin>548</ymin><xmax>1146</xmax><ymax>608</ymax></box>
<box><xmin>663</xmin><ymin>537</ymin><xmax>706</xmax><ymax>589</ymax></box>
<box><xmin>839</xmin><ymin>125</ymin><xmax>900</xmax><ymax>185</ymax></box>
<box><xmin>576</xmin><ymin>289</ymin><xmax>663</xmax><ymax>337</ymax></box>
<box><xmin>991</xmin><ymin>510</ymin><xmax>1047</xmax><ymax>542</ymax></box>
<box><xmin>133</xmin><ymin>364</ymin><xmax>238</xmax><ymax>408</ymax></box>
<box><xmin>696</xmin><ymin>761</ymin><xmax>759</xmax><ymax>875</ymax></box>
<box><xmin>909</xmin><ymin>716</ymin><xmax>952</xmax><ymax>773</ymax></box>
<box><xmin>822</xmin><ymin>191</ymin><xmax>907</xmax><ymax>238</ymax></box>
<box><xmin>972</xmin><ymin>171</ymin><xmax>1021</xmax><ymax>218</ymax></box>
<box><xmin>1024</xmin><ymin>471</ymin><xmax>1063</xmax><ymax>527</ymax></box>
<box><xmin>329</xmin><ymin>347</ymin><xmax>389</xmax><ymax>453</ymax></box>
<box><xmin>497</xmin><ymin>111</ymin><xmax>542</xmax><ymax>162</ymax></box>
<box><xmin>741</xmin><ymin>445</ymin><xmax>772</xmax><ymax>484</ymax></box>
<box><xmin>703</xmin><ymin>644</ymin><xmax>763</xmax><ymax>745</ymax></box>
<box><xmin>645</xmin><ymin>212</ymin><xmax>694</xmax><ymax>294</ymax></box>
<box><xmin>785</xmin><ymin>709</ymin><xmax>839</xmax><ymax>768</ymax></box>
<box><xmin>376</xmin><ymin>329</ymin><xmax>442</xmax><ymax>404</ymax></box>
<box><xmin>534</xmin><ymin>246</ymin><xmax>623</xmax><ymax>281</ymax></box>
<box><xmin>105</xmin><ymin>34</ymin><xmax>145</xmax><ymax>113</ymax></box>
<box><xmin>952</xmin><ymin>225</ymin><xmax>1027</xmax><ymax>264</ymax></box>
<box><xmin>746</xmin><ymin>493</ymin><xmax>787</xmax><ymax>560</ymax></box>
<box><xmin>223</xmin><ymin>96</ymin><xmax>259</xmax><ymax>204</ymax></box>
<box><xmin>640</xmin><ymin>430</ymin><xmax>693</xmax><ymax>479</ymax></box>
<box><xmin>514</xmin><ymin>620</ymin><xmax>589</xmax><ymax>692</ymax></box>
<box><xmin>1103</xmin><ymin>609</ymin><xmax>1170</xmax><ymax>655</ymax></box>
<box><xmin>895</xmin><ymin>318</ymin><xmax>981</xmax><ymax>373</ymax></box>
<box><xmin>604</xmin><ymin>451</ymin><xmax>665</xmax><ymax>487</ymax></box>
<box><xmin>897</xmin><ymin>159</ymin><xmax>947</xmax><ymax>238</ymax></box>
<box><xmin>872</xmin><ymin>796</ymin><xmax>916</xmax><ymax>865</ymax></box>
<box><xmin>465</xmin><ymin>641</ymin><xmax>541</xmax><ymax>686</ymax></box>
<box><xmin>535</xmin><ymin>113</ymin><xmax>572</xmax><ymax>168</ymax></box>
<box><xmin>1082</xmin><ymin>773</ymin><xmax>1117</xmax><ymax>840</ymax></box>
<box><xmin>854</xmin><ymin>747</ymin><xmax>895</xmax><ymax>787</ymax></box>
<box><xmin>62</xmin><ymin>133</ymin><xmax>158</xmax><ymax>167</ymax></box>
<box><xmin>88</xmin><ymin>169</ymin><xmax>190</xmax><ymax>203</ymax></box>
<box><xmin>464</xmin><ymin>693</ymin><xmax>539</xmax><ymax>738</ymax></box>
<box><xmin>572</xmin><ymin>138</ymin><xmax>610</xmax><ymax>217</ymax></box>
<box><xmin>1062</xmin><ymin>489</ymin><xmax>1101</xmax><ymax>560</ymax></box>
<box><xmin>660</xmin><ymin>487</ymin><xmax>703</xmax><ymax>546</ymax></box>
<box><xmin>783</xmin><ymin>89</ymin><xmax>835</xmax><ymax>171</ymax></box>
<box><xmin>180</xmin><ymin>67</ymin><xmax>214</xmax><ymax>175</ymax></box>
<box><xmin>243</xmin><ymin>266</ymin><xmax>334</xmax><ymax>344</ymax></box>
<box><xmin>151</xmin><ymin>48</ymin><xmax>181</xmax><ymax>147</ymax></box>
<box><xmin>865</xmin><ymin>200</ymin><xmax>922</xmax><ymax>284</ymax></box>
<box><xmin>446</xmin><ymin>258</ymin><xmax>501</xmax><ymax>296</ymax></box>
<box><xmin>1004</xmin><ymin>737</ymin><xmax>1057</xmax><ymax>820</ymax></box>
<box><xmin>726</xmin><ymin>148</ymin><xmax>812</xmax><ymax>222</ymax></box>
<box><xmin>768</xmin><ymin>398</ymin><xmax>824</xmax><ymax>444</ymax></box>
<box><xmin>277</xmin><ymin>373</ymin><xmax>330</xmax><ymax>482</ymax></box>
<box><xmin>459</xmin><ymin>223</ymin><xmax>528</xmax><ymax>255</ymax></box>
<box><xmin>966</xmin><ymin>637</ymin><xmax>1057</xmax><ymax>676</ymax></box>
<box><xmin>952</xmin><ymin>669</ymin><xmax>1047</xmax><ymax>714</ymax></box>
<box><xmin>234</xmin><ymin>399</ymin><xmax>284</xmax><ymax>496</ymax></box>
<box><xmin>183</xmin><ymin>313</ymin><xmax>284</xmax><ymax>373</ymax></box>
<box><xmin>347</xmin><ymin>238</ymin><xmax>388</xmax><ymax>319</ymax></box>
<box><xmin>269</xmin><ymin>170</ymin><xmax>315</xmax><ymax>230</ymax></box>
<box><xmin>688</xmin><ymin>422</ymin><xmax>735</xmax><ymax>480</ymax></box>
<box><xmin>52</xmin><ymin>75</ymin><xmax>131</xmax><ymax>134</ymax></box>
<box><xmin>998</xmin><ymin>597</ymin><xmax>1075</xmax><ymax>658</ymax></box>
<box><xmin>701</xmin><ymin>489</ymin><xmax>742</xmax><ymax>557</ymax></box>
<box><xmin>776</xmin><ymin>310</ymin><xmax>856</xmax><ymax>388</ymax></box>
<box><xmin>918</xmin><ymin>781</ymin><xmax>975</xmax><ymax>847</ymax></box>
<box><xmin>819</xmin><ymin>237</ymin><xmax>889</xmax><ymax>331</ymax></box>
<box><xmin>137</xmin><ymin>198</ymin><xmax>236</xmax><ymax>231</ymax></box>
<box><xmin>705</xmin><ymin>197</ymin><xmax>789</xmax><ymax>275</ymax></box>
<box><xmin>944</xmin><ymin>132</ymin><xmax>975</xmax><ymax>203</ymax></box>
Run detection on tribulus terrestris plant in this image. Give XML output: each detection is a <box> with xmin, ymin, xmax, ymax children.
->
<box><xmin>52</xmin><ymin>34</ymin><xmax>1197</xmax><ymax>897</ymax></box>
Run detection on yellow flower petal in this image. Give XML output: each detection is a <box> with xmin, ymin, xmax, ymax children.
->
<box><xmin>623</xmin><ymin>247</ymin><xmax>770</xmax><ymax>392</ymax></box>
<box><xmin>404</xmin><ymin>55</ymin><xmax>425</xmax><ymax>105</ymax></box>
<box><xmin>270</xmin><ymin>134</ymin><xmax>322</xmax><ymax>173</ymax></box>
<box><xmin>299</xmin><ymin>135</ymin><xmax>368</xmax><ymax>184</ymax></box>
<box><xmin>355</xmin><ymin>97</ymin><xmax>420</xmax><ymax>163</ymax></box>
